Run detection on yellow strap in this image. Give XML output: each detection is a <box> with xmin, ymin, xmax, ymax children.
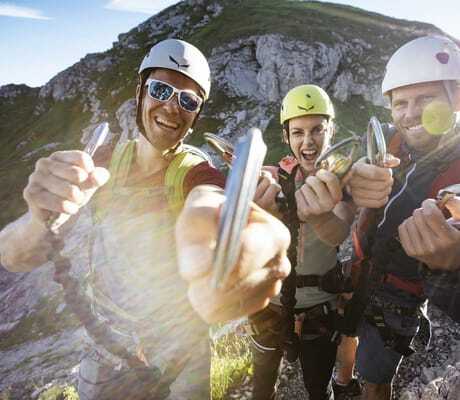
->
<box><xmin>164</xmin><ymin>150</ymin><xmax>207</xmax><ymax>215</ymax></box>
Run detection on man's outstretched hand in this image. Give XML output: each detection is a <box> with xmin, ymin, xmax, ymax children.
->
<box><xmin>176</xmin><ymin>186</ymin><xmax>291</xmax><ymax>324</ymax></box>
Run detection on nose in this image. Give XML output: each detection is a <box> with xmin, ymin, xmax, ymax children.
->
<box><xmin>163</xmin><ymin>93</ymin><xmax>181</xmax><ymax>114</ymax></box>
<box><xmin>303</xmin><ymin>132</ymin><xmax>315</xmax><ymax>145</ymax></box>
<box><xmin>405</xmin><ymin>100</ymin><xmax>422</xmax><ymax>122</ymax></box>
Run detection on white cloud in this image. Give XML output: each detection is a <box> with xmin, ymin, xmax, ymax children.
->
<box><xmin>0</xmin><ymin>2</ymin><xmax>51</xmax><ymax>20</ymax></box>
<box><xmin>105</xmin><ymin>0</ymin><xmax>180</xmax><ymax>15</ymax></box>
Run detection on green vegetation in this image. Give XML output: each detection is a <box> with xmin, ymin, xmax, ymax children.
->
<box><xmin>38</xmin><ymin>386</ymin><xmax>78</xmax><ymax>400</ymax></box>
<box><xmin>186</xmin><ymin>0</ymin><xmax>430</xmax><ymax>56</ymax></box>
<box><xmin>0</xmin><ymin>0</ymin><xmax>439</xmax><ymax>228</ymax></box>
<box><xmin>211</xmin><ymin>332</ymin><xmax>252</xmax><ymax>400</ymax></box>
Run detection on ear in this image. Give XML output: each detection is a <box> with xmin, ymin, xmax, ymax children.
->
<box><xmin>135</xmin><ymin>84</ymin><xmax>141</xmax><ymax>106</ymax></box>
<box><xmin>328</xmin><ymin>121</ymin><xmax>336</xmax><ymax>141</ymax></box>
<box><xmin>282</xmin><ymin>128</ymin><xmax>289</xmax><ymax>144</ymax></box>
<box><xmin>453</xmin><ymin>86</ymin><xmax>460</xmax><ymax>112</ymax></box>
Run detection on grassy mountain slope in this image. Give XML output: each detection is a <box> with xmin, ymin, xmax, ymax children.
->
<box><xmin>0</xmin><ymin>0</ymin><xmax>447</xmax><ymax>227</ymax></box>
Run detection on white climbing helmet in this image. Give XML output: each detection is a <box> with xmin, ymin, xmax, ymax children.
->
<box><xmin>139</xmin><ymin>39</ymin><xmax>211</xmax><ymax>99</ymax></box>
<box><xmin>382</xmin><ymin>36</ymin><xmax>460</xmax><ymax>96</ymax></box>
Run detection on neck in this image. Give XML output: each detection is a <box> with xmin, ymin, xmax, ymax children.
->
<box><xmin>135</xmin><ymin>135</ymin><xmax>171</xmax><ymax>177</ymax></box>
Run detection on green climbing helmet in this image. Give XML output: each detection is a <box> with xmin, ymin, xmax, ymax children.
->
<box><xmin>280</xmin><ymin>84</ymin><xmax>335</xmax><ymax>125</ymax></box>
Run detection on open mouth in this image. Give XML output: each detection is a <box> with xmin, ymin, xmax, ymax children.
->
<box><xmin>155</xmin><ymin>116</ymin><xmax>180</xmax><ymax>130</ymax></box>
<box><xmin>405</xmin><ymin>123</ymin><xmax>424</xmax><ymax>132</ymax></box>
<box><xmin>300</xmin><ymin>148</ymin><xmax>318</xmax><ymax>161</ymax></box>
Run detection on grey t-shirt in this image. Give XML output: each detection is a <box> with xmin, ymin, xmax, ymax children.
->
<box><xmin>271</xmin><ymin>221</ymin><xmax>338</xmax><ymax>309</ymax></box>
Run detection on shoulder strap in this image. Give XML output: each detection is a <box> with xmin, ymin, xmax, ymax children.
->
<box><xmin>91</xmin><ymin>140</ymin><xmax>135</xmax><ymax>224</ymax></box>
<box><xmin>164</xmin><ymin>146</ymin><xmax>209</xmax><ymax>215</ymax></box>
<box><xmin>429</xmin><ymin>157</ymin><xmax>460</xmax><ymax>198</ymax></box>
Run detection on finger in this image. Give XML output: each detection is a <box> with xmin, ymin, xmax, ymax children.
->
<box><xmin>404</xmin><ymin>217</ymin><xmax>425</xmax><ymax>256</ymax></box>
<box><xmin>227</xmin><ymin>215</ymin><xmax>290</xmax><ymax>285</ymax></box>
<box><xmin>412</xmin><ymin>209</ymin><xmax>438</xmax><ymax>254</ymax></box>
<box><xmin>295</xmin><ymin>189</ymin><xmax>312</xmax><ymax>220</ymax></box>
<box><xmin>46</xmin><ymin>160</ymin><xmax>90</xmax><ymax>185</ymax></box>
<box><xmin>398</xmin><ymin>221</ymin><xmax>416</xmax><ymax>257</ymax></box>
<box><xmin>347</xmin><ymin>175</ymin><xmax>393</xmax><ymax>193</ymax></box>
<box><xmin>34</xmin><ymin>170</ymin><xmax>86</xmax><ymax>205</ymax></box>
<box><xmin>382</xmin><ymin>154</ymin><xmax>401</xmax><ymax>168</ymax></box>
<box><xmin>352</xmin><ymin>162</ymin><xmax>393</xmax><ymax>181</ymax></box>
<box><xmin>257</xmin><ymin>184</ymin><xmax>281</xmax><ymax>209</ymax></box>
<box><xmin>176</xmin><ymin>205</ymin><xmax>219</xmax><ymax>282</ymax></box>
<box><xmin>299</xmin><ymin>183</ymin><xmax>323</xmax><ymax>214</ymax></box>
<box><xmin>50</xmin><ymin>150</ymin><xmax>95</xmax><ymax>173</ymax></box>
<box><xmin>29</xmin><ymin>189</ymin><xmax>80</xmax><ymax>215</ymax></box>
<box><xmin>349</xmin><ymin>187</ymin><xmax>389</xmax><ymax>207</ymax></box>
<box><xmin>421</xmin><ymin>199</ymin><xmax>457</xmax><ymax>241</ymax></box>
<box><xmin>254</xmin><ymin>176</ymin><xmax>271</xmax><ymax>201</ymax></box>
<box><xmin>316</xmin><ymin>169</ymin><xmax>343</xmax><ymax>203</ymax></box>
<box><xmin>189</xmin><ymin>265</ymin><xmax>287</xmax><ymax>323</ymax></box>
<box><xmin>350</xmin><ymin>186</ymin><xmax>390</xmax><ymax>201</ymax></box>
<box><xmin>83</xmin><ymin>167</ymin><xmax>111</xmax><ymax>190</ymax></box>
<box><xmin>444</xmin><ymin>196</ymin><xmax>460</xmax><ymax>220</ymax></box>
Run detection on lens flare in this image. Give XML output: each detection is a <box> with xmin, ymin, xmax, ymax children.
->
<box><xmin>422</xmin><ymin>100</ymin><xmax>455</xmax><ymax>135</ymax></box>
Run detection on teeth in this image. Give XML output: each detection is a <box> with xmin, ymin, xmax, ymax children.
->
<box><xmin>156</xmin><ymin>117</ymin><xmax>179</xmax><ymax>129</ymax></box>
<box><xmin>302</xmin><ymin>149</ymin><xmax>317</xmax><ymax>156</ymax></box>
<box><xmin>406</xmin><ymin>124</ymin><xmax>423</xmax><ymax>131</ymax></box>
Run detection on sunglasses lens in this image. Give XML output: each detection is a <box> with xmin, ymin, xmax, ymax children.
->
<box><xmin>179</xmin><ymin>92</ymin><xmax>201</xmax><ymax>112</ymax></box>
<box><xmin>149</xmin><ymin>81</ymin><xmax>173</xmax><ymax>101</ymax></box>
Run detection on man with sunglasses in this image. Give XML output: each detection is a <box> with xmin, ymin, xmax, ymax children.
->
<box><xmin>0</xmin><ymin>39</ymin><xmax>290</xmax><ymax>400</ymax></box>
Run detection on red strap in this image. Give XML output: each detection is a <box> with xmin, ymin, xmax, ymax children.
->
<box><xmin>385</xmin><ymin>273</ymin><xmax>424</xmax><ymax>298</ymax></box>
<box><xmin>428</xmin><ymin>158</ymin><xmax>460</xmax><ymax>199</ymax></box>
<box><xmin>352</xmin><ymin>226</ymin><xmax>364</xmax><ymax>261</ymax></box>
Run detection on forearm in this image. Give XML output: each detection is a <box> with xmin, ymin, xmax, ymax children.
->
<box><xmin>0</xmin><ymin>213</ymin><xmax>54</xmax><ymax>272</ymax></box>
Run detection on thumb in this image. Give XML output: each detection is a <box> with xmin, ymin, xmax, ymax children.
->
<box><xmin>445</xmin><ymin>196</ymin><xmax>460</xmax><ymax>220</ymax></box>
<box><xmin>383</xmin><ymin>153</ymin><xmax>400</xmax><ymax>168</ymax></box>
<box><xmin>86</xmin><ymin>167</ymin><xmax>110</xmax><ymax>189</ymax></box>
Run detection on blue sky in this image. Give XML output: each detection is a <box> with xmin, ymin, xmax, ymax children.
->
<box><xmin>1</xmin><ymin>0</ymin><xmax>459</xmax><ymax>88</ymax></box>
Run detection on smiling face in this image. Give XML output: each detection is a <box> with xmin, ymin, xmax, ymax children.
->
<box><xmin>284</xmin><ymin>115</ymin><xmax>331</xmax><ymax>173</ymax></box>
<box><xmin>391</xmin><ymin>81</ymin><xmax>452</xmax><ymax>154</ymax></box>
<box><xmin>137</xmin><ymin>68</ymin><xmax>203</xmax><ymax>152</ymax></box>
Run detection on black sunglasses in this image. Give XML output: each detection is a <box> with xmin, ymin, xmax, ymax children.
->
<box><xmin>145</xmin><ymin>79</ymin><xmax>203</xmax><ymax>113</ymax></box>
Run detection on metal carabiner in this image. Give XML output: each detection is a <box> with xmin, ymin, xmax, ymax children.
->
<box><xmin>204</xmin><ymin>132</ymin><xmax>235</xmax><ymax>167</ymax></box>
<box><xmin>436</xmin><ymin>183</ymin><xmax>460</xmax><ymax>210</ymax></box>
<box><xmin>367</xmin><ymin>116</ymin><xmax>388</xmax><ymax>166</ymax></box>
<box><xmin>314</xmin><ymin>135</ymin><xmax>361</xmax><ymax>181</ymax></box>
<box><xmin>211</xmin><ymin>128</ymin><xmax>267</xmax><ymax>288</ymax></box>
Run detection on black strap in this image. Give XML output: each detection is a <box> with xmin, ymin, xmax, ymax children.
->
<box><xmin>296</xmin><ymin>274</ymin><xmax>321</xmax><ymax>288</ymax></box>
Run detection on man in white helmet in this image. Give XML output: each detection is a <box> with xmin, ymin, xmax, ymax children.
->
<box><xmin>352</xmin><ymin>35</ymin><xmax>460</xmax><ymax>400</ymax></box>
<box><xmin>0</xmin><ymin>39</ymin><xmax>290</xmax><ymax>399</ymax></box>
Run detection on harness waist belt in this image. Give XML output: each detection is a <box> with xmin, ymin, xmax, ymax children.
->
<box><xmin>296</xmin><ymin>274</ymin><xmax>321</xmax><ymax>288</ymax></box>
<box><xmin>384</xmin><ymin>273</ymin><xmax>424</xmax><ymax>298</ymax></box>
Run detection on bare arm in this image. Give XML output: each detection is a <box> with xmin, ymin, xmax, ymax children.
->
<box><xmin>0</xmin><ymin>212</ymin><xmax>55</xmax><ymax>272</ymax></box>
<box><xmin>1</xmin><ymin>150</ymin><xmax>109</xmax><ymax>272</ymax></box>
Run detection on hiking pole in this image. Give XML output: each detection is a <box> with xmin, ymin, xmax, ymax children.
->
<box><xmin>211</xmin><ymin>128</ymin><xmax>267</xmax><ymax>289</ymax></box>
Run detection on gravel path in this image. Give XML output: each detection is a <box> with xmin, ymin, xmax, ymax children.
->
<box><xmin>225</xmin><ymin>305</ymin><xmax>460</xmax><ymax>400</ymax></box>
